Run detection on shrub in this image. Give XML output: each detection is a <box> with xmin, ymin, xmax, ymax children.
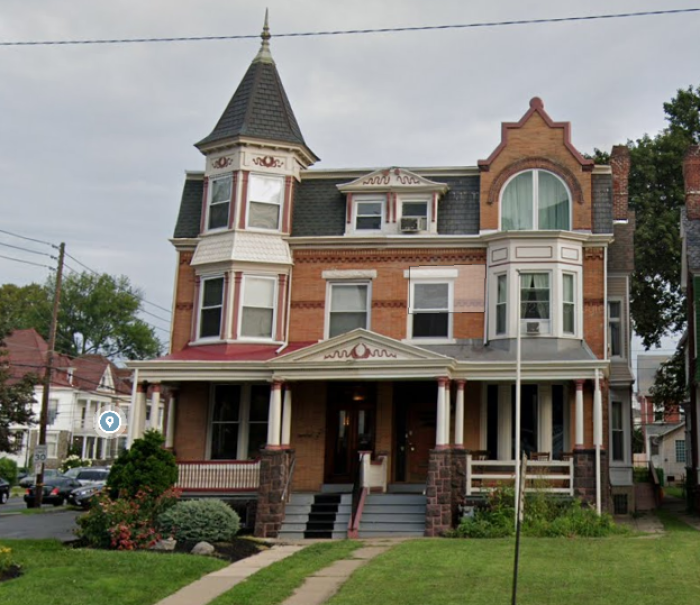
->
<box><xmin>0</xmin><ymin>458</ymin><xmax>18</xmax><ymax>486</ymax></box>
<box><xmin>60</xmin><ymin>455</ymin><xmax>91</xmax><ymax>473</ymax></box>
<box><xmin>158</xmin><ymin>499</ymin><xmax>240</xmax><ymax>543</ymax></box>
<box><xmin>107</xmin><ymin>430</ymin><xmax>177</xmax><ymax>499</ymax></box>
<box><xmin>0</xmin><ymin>545</ymin><xmax>15</xmax><ymax>574</ymax></box>
<box><xmin>77</xmin><ymin>486</ymin><xmax>180</xmax><ymax>550</ymax></box>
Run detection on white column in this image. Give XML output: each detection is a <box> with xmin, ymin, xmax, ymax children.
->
<box><xmin>445</xmin><ymin>380</ymin><xmax>452</xmax><ymax>448</ymax></box>
<box><xmin>150</xmin><ymin>384</ymin><xmax>161</xmax><ymax>431</ymax></box>
<box><xmin>281</xmin><ymin>385</ymin><xmax>292</xmax><ymax>448</ymax></box>
<box><xmin>575</xmin><ymin>380</ymin><xmax>585</xmax><ymax>448</ymax></box>
<box><xmin>165</xmin><ymin>393</ymin><xmax>176</xmax><ymax>449</ymax></box>
<box><xmin>594</xmin><ymin>370</ymin><xmax>603</xmax><ymax>515</ymax></box>
<box><xmin>455</xmin><ymin>380</ymin><xmax>465</xmax><ymax>449</ymax></box>
<box><xmin>266</xmin><ymin>380</ymin><xmax>283</xmax><ymax>449</ymax></box>
<box><xmin>538</xmin><ymin>384</ymin><xmax>553</xmax><ymax>454</ymax></box>
<box><xmin>135</xmin><ymin>385</ymin><xmax>147</xmax><ymax>440</ymax></box>
<box><xmin>498</xmin><ymin>384</ymin><xmax>512</xmax><ymax>460</ymax></box>
<box><xmin>436</xmin><ymin>377</ymin><xmax>448</xmax><ymax>448</ymax></box>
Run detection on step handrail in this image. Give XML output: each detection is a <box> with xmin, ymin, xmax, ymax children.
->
<box><xmin>348</xmin><ymin>452</ymin><xmax>369</xmax><ymax>538</ymax></box>
<box><xmin>281</xmin><ymin>452</ymin><xmax>296</xmax><ymax>503</ymax></box>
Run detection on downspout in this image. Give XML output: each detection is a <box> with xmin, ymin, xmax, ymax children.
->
<box><xmin>603</xmin><ymin>247</ymin><xmax>608</xmax><ymax>360</ymax></box>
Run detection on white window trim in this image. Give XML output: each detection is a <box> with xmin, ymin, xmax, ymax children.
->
<box><xmin>562</xmin><ymin>272</ymin><xmax>576</xmax><ymax>336</ymax></box>
<box><xmin>205</xmin><ymin>174</ymin><xmax>233</xmax><ymax>233</ymax></box>
<box><xmin>398</xmin><ymin>195</ymin><xmax>432</xmax><ymax>231</ymax></box>
<box><xmin>608</xmin><ymin>298</ymin><xmax>624</xmax><ymax>358</ymax></box>
<box><xmin>197</xmin><ymin>274</ymin><xmax>226</xmax><ymax>342</ymax></box>
<box><xmin>609</xmin><ymin>397</ymin><xmax>630</xmax><ymax>465</ymax></box>
<box><xmin>406</xmin><ymin>278</ymin><xmax>454</xmax><ymax>342</ymax></box>
<box><xmin>246</xmin><ymin>173</ymin><xmax>285</xmax><ymax>233</ymax></box>
<box><xmin>519</xmin><ymin>270</ymin><xmax>552</xmax><ymax>336</ymax></box>
<box><xmin>496</xmin><ymin>273</ymin><xmax>507</xmax><ymax>336</ymax></box>
<box><xmin>325</xmin><ymin>280</ymin><xmax>372</xmax><ymax>340</ymax></box>
<box><xmin>498</xmin><ymin>169</ymin><xmax>572</xmax><ymax>231</ymax></box>
<box><xmin>352</xmin><ymin>196</ymin><xmax>385</xmax><ymax>233</ymax></box>
<box><xmin>237</xmin><ymin>274</ymin><xmax>278</xmax><ymax>342</ymax></box>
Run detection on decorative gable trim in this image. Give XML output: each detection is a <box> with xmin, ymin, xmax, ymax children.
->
<box><xmin>478</xmin><ymin>97</ymin><xmax>594</xmax><ymax>173</ymax></box>
<box><xmin>337</xmin><ymin>167</ymin><xmax>449</xmax><ymax>194</ymax></box>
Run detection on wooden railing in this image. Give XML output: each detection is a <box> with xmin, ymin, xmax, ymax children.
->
<box><xmin>466</xmin><ymin>455</ymin><xmax>574</xmax><ymax>496</ymax></box>
<box><xmin>176</xmin><ymin>460</ymin><xmax>260</xmax><ymax>493</ymax></box>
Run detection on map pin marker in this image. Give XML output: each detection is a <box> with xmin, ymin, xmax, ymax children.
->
<box><xmin>105</xmin><ymin>416</ymin><xmax>114</xmax><ymax>428</ymax></box>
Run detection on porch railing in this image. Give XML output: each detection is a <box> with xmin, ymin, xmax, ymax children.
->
<box><xmin>176</xmin><ymin>460</ymin><xmax>260</xmax><ymax>493</ymax></box>
<box><xmin>466</xmin><ymin>455</ymin><xmax>574</xmax><ymax>496</ymax></box>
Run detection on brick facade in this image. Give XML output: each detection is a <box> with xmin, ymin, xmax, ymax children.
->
<box><xmin>171</xmin><ymin>250</ymin><xmax>196</xmax><ymax>353</ymax></box>
<box><xmin>684</xmin><ymin>145</ymin><xmax>700</xmax><ymax>220</ymax></box>
<box><xmin>573</xmin><ymin>449</ymin><xmax>610</xmax><ymax>511</ymax></box>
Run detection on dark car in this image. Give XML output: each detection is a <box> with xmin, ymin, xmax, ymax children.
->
<box><xmin>67</xmin><ymin>483</ymin><xmax>104</xmax><ymax>509</ymax></box>
<box><xmin>0</xmin><ymin>478</ymin><xmax>9</xmax><ymax>504</ymax></box>
<box><xmin>19</xmin><ymin>468</ymin><xmax>60</xmax><ymax>488</ymax></box>
<box><xmin>23</xmin><ymin>476</ymin><xmax>81</xmax><ymax>508</ymax></box>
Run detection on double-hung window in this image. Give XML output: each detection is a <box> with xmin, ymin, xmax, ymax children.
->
<box><xmin>520</xmin><ymin>273</ymin><xmax>550</xmax><ymax>333</ymax></box>
<box><xmin>248</xmin><ymin>174</ymin><xmax>284</xmax><ymax>230</ymax></box>
<box><xmin>328</xmin><ymin>283</ymin><xmax>369</xmax><ymax>338</ymax></box>
<box><xmin>240</xmin><ymin>276</ymin><xmax>276</xmax><ymax>339</ymax></box>
<box><xmin>501</xmin><ymin>170</ymin><xmax>570</xmax><ymax>230</ymax></box>
<box><xmin>496</xmin><ymin>274</ymin><xmax>507</xmax><ymax>335</ymax></box>
<box><xmin>199</xmin><ymin>276</ymin><xmax>225</xmax><ymax>339</ymax></box>
<box><xmin>208</xmin><ymin>175</ymin><xmax>232</xmax><ymax>230</ymax></box>
<box><xmin>608</xmin><ymin>301</ymin><xmax>622</xmax><ymax>357</ymax></box>
<box><xmin>676</xmin><ymin>439</ymin><xmax>686</xmax><ymax>464</ymax></box>
<box><xmin>562</xmin><ymin>274</ymin><xmax>575</xmax><ymax>334</ymax></box>
<box><xmin>355</xmin><ymin>200</ymin><xmax>383</xmax><ymax>231</ymax></box>
<box><xmin>210</xmin><ymin>385</ymin><xmax>241</xmax><ymax>460</ymax></box>
<box><xmin>611</xmin><ymin>401</ymin><xmax>624</xmax><ymax>462</ymax></box>
<box><xmin>411</xmin><ymin>282</ymin><xmax>451</xmax><ymax>338</ymax></box>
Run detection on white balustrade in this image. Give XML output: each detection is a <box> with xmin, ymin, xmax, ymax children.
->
<box><xmin>176</xmin><ymin>461</ymin><xmax>260</xmax><ymax>492</ymax></box>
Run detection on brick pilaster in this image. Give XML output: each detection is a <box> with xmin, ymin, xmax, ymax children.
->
<box><xmin>573</xmin><ymin>449</ymin><xmax>610</xmax><ymax>511</ymax></box>
<box><xmin>684</xmin><ymin>145</ymin><xmax>700</xmax><ymax>220</ymax></box>
<box><xmin>451</xmin><ymin>449</ymin><xmax>468</xmax><ymax>527</ymax></box>
<box><xmin>425</xmin><ymin>449</ymin><xmax>452</xmax><ymax>536</ymax></box>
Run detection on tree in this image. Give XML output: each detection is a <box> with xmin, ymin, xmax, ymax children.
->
<box><xmin>0</xmin><ymin>272</ymin><xmax>162</xmax><ymax>360</ymax></box>
<box><xmin>649</xmin><ymin>349</ymin><xmax>687</xmax><ymax>417</ymax></box>
<box><xmin>0</xmin><ymin>321</ymin><xmax>37</xmax><ymax>453</ymax></box>
<box><xmin>629</xmin><ymin>85</ymin><xmax>700</xmax><ymax>348</ymax></box>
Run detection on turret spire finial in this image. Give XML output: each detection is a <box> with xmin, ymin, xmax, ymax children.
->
<box><xmin>254</xmin><ymin>9</ymin><xmax>275</xmax><ymax>64</ymax></box>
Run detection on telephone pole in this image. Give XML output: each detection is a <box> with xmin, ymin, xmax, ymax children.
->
<box><xmin>34</xmin><ymin>242</ymin><xmax>65</xmax><ymax>508</ymax></box>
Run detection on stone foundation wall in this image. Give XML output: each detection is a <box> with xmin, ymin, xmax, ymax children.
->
<box><xmin>574</xmin><ymin>449</ymin><xmax>610</xmax><ymax>511</ymax></box>
<box><xmin>451</xmin><ymin>450</ymin><xmax>468</xmax><ymax>527</ymax></box>
<box><xmin>254</xmin><ymin>449</ymin><xmax>292</xmax><ymax>538</ymax></box>
<box><xmin>425</xmin><ymin>449</ymin><xmax>452</xmax><ymax>537</ymax></box>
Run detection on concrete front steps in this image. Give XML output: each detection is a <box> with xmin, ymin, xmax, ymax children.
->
<box><xmin>278</xmin><ymin>493</ymin><xmax>351</xmax><ymax>540</ymax></box>
<box><xmin>358</xmin><ymin>493</ymin><xmax>426</xmax><ymax>538</ymax></box>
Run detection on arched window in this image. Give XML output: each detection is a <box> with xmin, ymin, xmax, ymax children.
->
<box><xmin>501</xmin><ymin>170</ymin><xmax>571</xmax><ymax>231</ymax></box>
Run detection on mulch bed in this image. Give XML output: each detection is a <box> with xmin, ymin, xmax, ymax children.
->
<box><xmin>175</xmin><ymin>539</ymin><xmax>268</xmax><ymax>562</ymax></box>
<box><xmin>0</xmin><ymin>565</ymin><xmax>22</xmax><ymax>583</ymax></box>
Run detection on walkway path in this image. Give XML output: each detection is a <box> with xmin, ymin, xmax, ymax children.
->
<box><xmin>661</xmin><ymin>494</ymin><xmax>700</xmax><ymax>530</ymax></box>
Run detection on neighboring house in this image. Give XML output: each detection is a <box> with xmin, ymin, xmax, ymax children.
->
<box><xmin>636</xmin><ymin>354</ymin><xmax>682</xmax><ymax>425</ymax></box>
<box><xmin>128</xmin><ymin>21</ymin><xmax>636</xmax><ymax>536</ymax></box>
<box><xmin>2</xmin><ymin>329</ymin><xmax>133</xmax><ymax>468</ymax></box>
<box><xmin>680</xmin><ymin>144</ymin><xmax>700</xmax><ymax>513</ymax></box>
<box><xmin>644</xmin><ymin>422</ymin><xmax>687</xmax><ymax>484</ymax></box>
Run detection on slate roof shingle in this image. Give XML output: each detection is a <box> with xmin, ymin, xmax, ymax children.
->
<box><xmin>174</xmin><ymin>176</ymin><xmax>204</xmax><ymax>239</ymax></box>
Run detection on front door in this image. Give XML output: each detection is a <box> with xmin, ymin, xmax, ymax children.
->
<box><xmin>325</xmin><ymin>383</ymin><xmax>376</xmax><ymax>484</ymax></box>
<box><xmin>395</xmin><ymin>382</ymin><xmax>436</xmax><ymax>483</ymax></box>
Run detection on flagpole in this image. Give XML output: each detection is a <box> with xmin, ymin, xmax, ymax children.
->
<box><xmin>514</xmin><ymin>270</ymin><xmax>522</xmax><ymax>528</ymax></box>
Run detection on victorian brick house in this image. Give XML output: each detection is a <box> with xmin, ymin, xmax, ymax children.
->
<box><xmin>128</xmin><ymin>20</ymin><xmax>636</xmax><ymax>536</ymax></box>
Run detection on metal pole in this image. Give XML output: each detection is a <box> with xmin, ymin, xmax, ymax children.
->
<box><xmin>512</xmin><ymin>452</ymin><xmax>527</xmax><ymax>605</ymax></box>
<box><xmin>514</xmin><ymin>270</ymin><xmax>522</xmax><ymax>527</ymax></box>
<box><xmin>594</xmin><ymin>369</ymin><xmax>602</xmax><ymax>514</ymax></box>
<box><xmin>34</xmin><ymin>242</ymin><xmax>65</xmax><ymax>508</ymax></box>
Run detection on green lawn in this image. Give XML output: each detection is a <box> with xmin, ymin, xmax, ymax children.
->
<box><xmin>210</xmin><ymin>541</ymin><xmax>359</xmax><ymax>605</ymax></box>
<box><xmin>0</xmin><ymin>539</ymin><xmax>226</xmax><ymax>605</ymax></box>
<box><xmin>327</xmin><ymin>532</ymin><xmax>700</xmax><ymax>605</ymax></box>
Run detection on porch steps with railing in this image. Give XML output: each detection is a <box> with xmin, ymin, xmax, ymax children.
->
<box><xmin>358</xmin><ymin>493</ymin><xmax>426</xmax><ymax>538</ymax></box>
<box><xmin>278</xmin><ymin>493</ymin><xmax>351</xmax><ymax>540</ymax></box>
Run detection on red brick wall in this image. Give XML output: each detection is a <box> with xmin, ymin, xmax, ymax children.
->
<box><xmin>463</xmin><ymin>381</ymin><xmax>482</xmax><ymax>450</ymax></box>
<box><xmin>290</xmin><ymin>382</ymin><xmax>326</xmax><ymax>491</ymax></box>
<box><xmin>171</xmin><ymin>250</ymin><xmax>196</xmax><ymax>353</ymax></box>
<box><xmin>173</xmin><ymin>382</ymin><xmax>209</xmax><ymax>460</ymax></box>
<box><xmin>289</xmin><ymin>248</ymin><xmax>486</xmax><ymax>342</ymax></box>
<box><xmin>583</xmin><ymin>247</ymin><xmax>605</xmax><ymax>359</ymax></box>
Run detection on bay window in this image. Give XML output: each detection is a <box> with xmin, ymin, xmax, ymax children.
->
<box><xmin>520</xmin><ymin>273</ymin><xmax>550</xmax><ymax>321</ymax></box>
<box><xmin>562</xmin><ymin>274</ymin><xmax>575</xmax><ymax>334</ymax></box>
<box><xmin>501</xmin><ymin>170</ymin><xmax>570</xmax><ymax>231</ymax></box>
<box><xmin>199</xmin><ymin>276</ymin><xmax>225</xmax><ymax>339</ymax></box>
<box><xmin>240</xmin><ymin>276</ymin><xmax>276</xmax><ymax>339</ymax></box>
<box><xmin>328</xmin><ymin>283</ymin><xmax>369</xmax><ymax>338</ymax></box>
<box><xmin>207</xmin><ymin>175</ymin><xmax>232</xmax><ymax>231</ymax></box>
<box><xmin>248</xmin><ymin>174</ymin><xmax>284</xmax><ymax>230</ymax></box>
<box><xmin>411</xmin><ymin>282</ymin><xmax>451</xmax><ymax>338</ymax></box>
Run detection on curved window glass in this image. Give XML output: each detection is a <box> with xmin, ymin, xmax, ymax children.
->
<box><xmin>501</xmin><ymin>170</ymin><xmax>570</xmax><ymax>230</ymax></box>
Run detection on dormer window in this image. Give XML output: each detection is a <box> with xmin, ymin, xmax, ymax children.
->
<box><xmin>501</xmin><ymin>170</ymin><xmax>570</xmax><ymax>231</ymax></box>
<box><xmin>400</xmin><ymin>200</ymin><xmax>429</xmax><ymax>232</ymax></box>
<box><xmin>248</xmin><ymin>174</ymin><xmax>284</xmax><ymax>231</ymax></box>
<box><xmin>355</xmin><ymin>199</ymin><xmax>383</xmax><ymax>231</ymax></box>
<box><xmin>207</xmin><ymin>175</ymin><xmax>232</xmax><ymax>231</ymax></box>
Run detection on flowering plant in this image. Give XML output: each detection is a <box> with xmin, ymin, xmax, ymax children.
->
<box><xmin>61</xmin><ymin>455</ymin><xmax>92</xmax><ymax>472</ymax></box>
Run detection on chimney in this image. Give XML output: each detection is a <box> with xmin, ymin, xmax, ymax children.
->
<box><xmin>610</xmin><ymin>145</ymin><xmax>630</xmax><ymax>220</ymax></box>
<box><xmin>684</xmin><ymin>145</ymin><xmax>700</xmax><ymax>220</ymax></box>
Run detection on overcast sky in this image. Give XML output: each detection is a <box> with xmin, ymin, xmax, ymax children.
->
<box><xmin>1</xmin><ymin>0</ymin><xmax>698</xmax><ymax>355</ymax></box>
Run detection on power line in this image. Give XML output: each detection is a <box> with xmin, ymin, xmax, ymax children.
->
<box><xmin>0</xmin><ymin>8</ymin><xmax>698</xmax><ymax>47</ymax></box>
<box><xmin>0</xmin><ymin>228</ymin><xmax>56</xmax><ymax>248</ymax></box>
<box><xmin>0</xmin><ymin>253</ymin><xmax>54</xmax><ymax>270</ymax></box>
<box><xmin>0</xmin><ymin>240</ymin><xmax>54</xmax><ymax>258</ymax></box>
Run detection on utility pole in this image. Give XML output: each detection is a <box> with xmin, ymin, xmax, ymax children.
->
<box><xmin>34</xmin><ymin>242</ymin><xmax>65</xmax><ymax>508</ymax></box>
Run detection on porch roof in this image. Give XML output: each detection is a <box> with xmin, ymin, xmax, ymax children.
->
<box><xmin>424</xmin><ymin>338</ymin><xmax>598</xmax><ymax>362</ymax></box>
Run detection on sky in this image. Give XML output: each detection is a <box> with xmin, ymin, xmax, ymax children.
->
<box><xmin>1</xmin><ymin>0</ymin><xmax>698</xmax><ymax>362</ymax></box>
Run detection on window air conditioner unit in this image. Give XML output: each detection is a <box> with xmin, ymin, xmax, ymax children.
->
<box><xmin>526</xmin><ymin>321</ymin><xmax>541</xmax><ymax>335</ymax></box>
<box><xmin>400</xmin><ymin>217</ymin><xmax>427</xmax><ymax>232</ymax></box>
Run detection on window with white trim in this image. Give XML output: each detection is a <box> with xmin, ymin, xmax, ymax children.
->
<box><xmin>611</xmin><ymin>401</ymin><xmax>624</xmax><ymax>462</ymax></box>
<box><xmin>501</xmin><ymin>170</ymin><xmax>571</xmax><ymax>231</ymax></box>
<box><xmin>675</xmin><ymin>439</ymin><xmax>686</xmax><ymax>464</ymax></box>
<box><xmin>520</xmin><ymin>273</ymin><xmax>550</xmax><ymax>333</ymax></box>
<box><xmin>240</xmin><ymin>276</ymin><xmax>276</xmax><ymax>339</ymax></box>
<box><xmin>207</xmin><ymin>175</ymin><xmax>232</xmax><ymax>231</ymax></box>
<box><xmin>209</xmin><ymin>384</ymin><xmax>270</xmax><ymax>460</ymax></box>
<box><xmin>48</xmin><ymin>398</ymin><xmax>58</xmax><ymax>425</ymax></box>
<box><xmin>562</xmin><ymin>274</ymin><xmax>575</xmax><ymax>334</ymax></box>
<box><xmin>248</xmin><ymin>174</ymin><xmax>284</xmax><ymax>230</ymax></box>
<box><xmin>410</xmin><ymin>282</ymin><xmax>451</xmax><ymax>338</ymax></box>
<box><xmin>46</xmin><ymin>433</ymin><xmax>58</xmax><ymax>458</ymax></box>
<box><xmin>328</xmin><ymin>283</ymin><xmax>369</xmax><ymax>338</ymax></box>
<box><xmin>355</xmin><ymin>200</ymin><xmax>383</xmax><ymax>231</ymax></box>
<box><xmin>199</xmin><ymin>276</ymin><xmax>225</xmax><ymax>339</ymax></box>
<box><xmin>496</xmin><ymin>274</ymin><xmax>507</xmax><ymax>335</ymax></box>
<box><xmin>608</xmin><ymin>301</ymin><xmax>622</xmax><ymax>357</ymax></box>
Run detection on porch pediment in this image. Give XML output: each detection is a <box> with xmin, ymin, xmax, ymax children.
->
<box><xmin>272</xmin><ymin>329</ymin><xmax>450</xmax><ymax>365</ymax></box>
<box><xmin>337</xmin><ymin>167</ymin><xmax>449</xmax><ymax>194</ymax></box>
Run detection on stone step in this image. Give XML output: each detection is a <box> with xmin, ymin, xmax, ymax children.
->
<box><xmin>278</xmin><ymin>531</ymin><xmax>305</xmax><ymax>540</ymax></box>
<box><xmin>283</xmin><ymin>514</ymin><xmax>310</xmax><ymax>524</ymax></box>
<box><xmin>365</xmin><ymin>494</ymin><xmax>427</xmax><ymax>505</ymax></box>
<box><xmin>361</xmin><ymin>513</ymin><xmax>426</xmax><ymax>523</ymax></box>
<box><xmin>388</xmin><ymin>484</ymin><xmax>426</xmax><ymax>494</ymax></box>
<box><xmin>284</xmin><ymin>504</ymin><xmax>312</xmax><ymax>515</ymax></box>
<box><xmin>279</xmin><ymin>523</ymin><xmax>307</xmax><ymax>532</ymax></box>
<box><xmin>362</xmin><ymin>504</ymin><xmax>425</xmax><ymax>514</ymax></box>
<box><xmin>288</xmin><ymin>494</ymin><xmax>315</xmax><ymax>505</ymax></box>
<box><xmin>321</xmin><ymin>484</ymin><xmax>353</xmax><ymax>494</ymax></box>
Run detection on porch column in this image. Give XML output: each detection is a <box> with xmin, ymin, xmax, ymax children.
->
<box><xmin>150</xmin><ymin>384</ymin><xmax>161</xmax><ymax>431</ymax></box>
<box><xmin>266</xmin><ymin>380</ymin><xmax>283</xmax><ymax>449</ymax></box>
<box><xmin>445</xmin><ymin>380</ymin><xmax>452</xmax><ymax>447</ymax></box>
<box><xmin>498</xmin><ymin>384</ymin><xmax>512</xmax><ymax>460</ymax></box>
<box><xmin>128</xmin><ymin>382</ymin><xmax>147</xmax><ymax>445</ymax></box>
<box><xmin>281</xmin><ymin>385</ymin><xmax>292</xmax><ymax>448</ymax></box>
<box><xmin>538</xmin><ymin>384</ymin><xmax>553</xmax><ymax>454</ymax></box>
<box><xmin>454</xmin><ymin>380</ymin><xmax>465</xmax><ymax>449</ymax></box>
<box><xmin>436</xmin><ymin>377</ymin><xmax>448</xmax><ymax>449</ymax></box>
<box><xmin>574</xmin><ymin>380</ymin><xmax>585</xmax><ymax>448</ymax></box>
<box><xmin>165</xmin><ymin>392</ymin><xmax>176</xmax><ymax>449</ymax></box>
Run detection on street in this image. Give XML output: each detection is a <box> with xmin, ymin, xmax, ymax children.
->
<box><xmin>0</xmin><ymin>497</ymin><xmax>82</xmax><ymax>541</ymax></box>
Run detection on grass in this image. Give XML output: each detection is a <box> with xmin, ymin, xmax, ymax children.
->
<box><xmin>664</xmin><ymin>485</ymin><xmax>685</xmax><ymax>499</ymax></box>
<box><xmin>0</xmin><ymin>539</ymin><xmax>226</xmax><ymax>605</ymax></box>
<box><xmin>210</xmin><ymin>540</ymin><xmax>360</xmax><ymax>605</ymax></box>
<box><xmin>326</xmin><ymin>533</ymin><xmax>700</xmax><ymax>605</ymax></box>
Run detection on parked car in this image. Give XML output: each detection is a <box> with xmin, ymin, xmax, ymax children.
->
<box><xmin>19</xmin><ymin>468</ymin><xmax>60</xmax><ymax>488</ymax></box>
<box><xmin>24</xmin><ymin>476</ymin><xmax>82</xmax><ymax>508</ymax></box>
<box><xmin>67</xmin><ymin>483</ymin><xmax>104</xmax><ymax>509</ymax></box>
<box><xmin>68</xmin><ymin>468</ymin><xmax>109</xmax><ymax>486</ymax></box>
<box><xmin>0</xmin><ymin>478</ymin><xmax>10</xmax><ymax>504</ymax></box>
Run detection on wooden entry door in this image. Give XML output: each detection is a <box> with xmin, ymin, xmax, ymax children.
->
<box><xmin>325</xmin><ymin>383</ymin><xmax>376</xmax><ymax>484</ymax></box>
<box><xmin>395</xmin><ymin>382</ymin><xmax>436</xmax><ymax>483</ymax></box>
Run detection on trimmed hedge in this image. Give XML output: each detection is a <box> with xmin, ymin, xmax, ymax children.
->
<box><xmin>158</xmin><ymin>499</ymin><xmax>240</xmax><ymax>543</ymax></box>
